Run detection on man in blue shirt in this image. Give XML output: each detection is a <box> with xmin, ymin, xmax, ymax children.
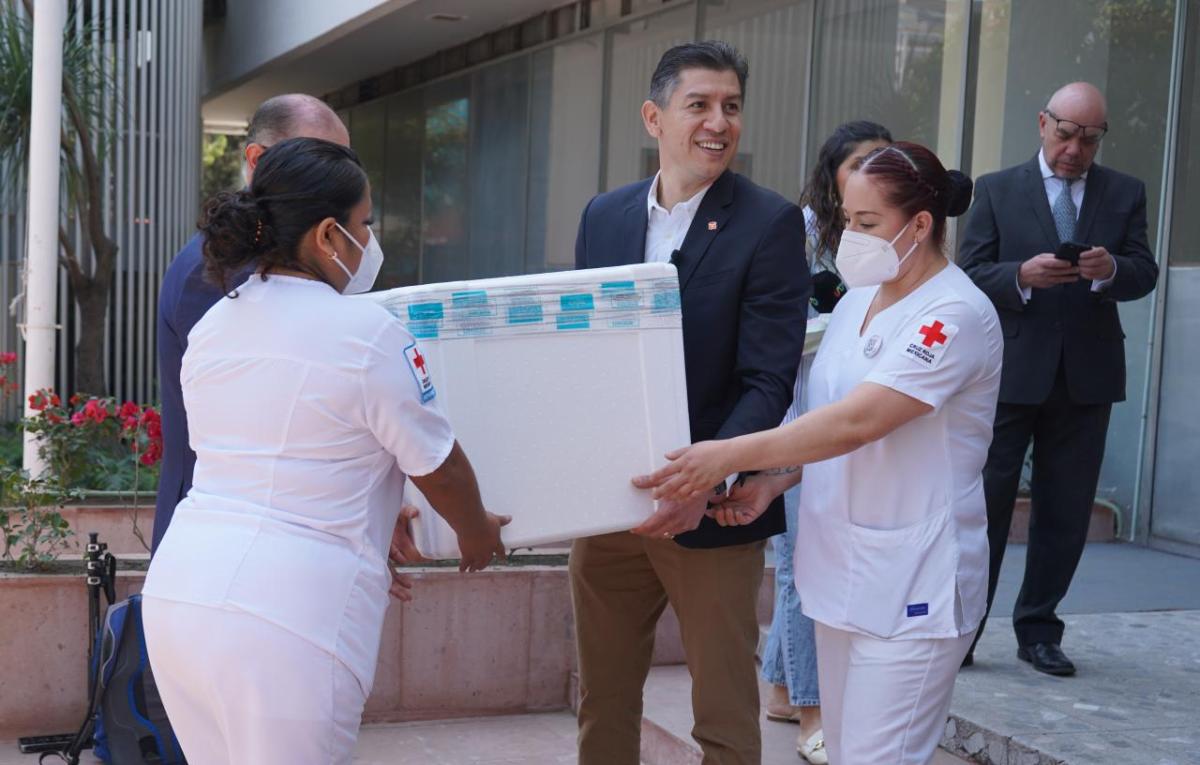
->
<box><xmin>152</xmin><ymin>94</ymin><xmax>349</xmax><ymax>553</ymax></box>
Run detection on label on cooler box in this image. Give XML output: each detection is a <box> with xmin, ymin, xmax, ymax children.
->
<box><xmin>373</xmin><ymin>277</ymin><xmax>682</xmax><ymax>339</ymax></box>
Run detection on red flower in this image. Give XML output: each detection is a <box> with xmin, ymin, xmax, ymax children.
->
<box><xmin>0</xmin><ymin>352</ymin><xmax>16</xmax><ymax>365</ymax></box>
<box><xmin>81</xmin><ymin>399</ymin><xmax>108</xmax><ymax>424</ymax></box>
<box><xmin>50</xmin><ymin>393</ymin><xmax>61</xmax><ymax>408</ymax></box>
<box><xmin>71</xmin><ymin>410</ymin><xmax>87</xmax><ymax>426</ymax></box>
<box><xmin>46</xmin><ymin>412</ymin><xmax>63</xmax><ymax>425</ymax></box>
<box><xmin>139</xmin><ymin>408</ymin><xmax>162</xmax><ymax>438</ymax></box>
<box><xmin>69</xmin><ymin>394</ymin><xmax>82</xmax><ymax>406</ymax></box>
<box><xmin>28</xmin><ymin>391</ymin><xmax>49</xmax><ymax>411</ymax></box>
<box><xmin>118</xmin><ymin>401</ymin><xmax>140</xmax><ymax>420</ymax></box>
<box><xmin>122</xmin><ymin>415</ymin><xmax>139</xmax><ymax>431</ymax></box>
<box><xmin>139</xmin><ymin>440</ymin><xmax>163</xmax><ymax>467</ymax></box>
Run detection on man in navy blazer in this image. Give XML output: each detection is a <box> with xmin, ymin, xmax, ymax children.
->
<box><xmin>570</xmin><ymin>42</ymin><xmax>809</xmax><ymax>765</ymax></box>
<box><xmin>958</xmin><ymin>82</ymin><xmax>1158</xmax><ymax>675</ymax></box>
<box><xmin>152</xmin><ymin>95</ymin><xmax>349</xmax><ymax>553</ymax></box>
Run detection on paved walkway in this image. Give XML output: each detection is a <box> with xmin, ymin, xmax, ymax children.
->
<box><xmin>0</xmin><ymin>714</ymin><xmax>581</xmax><ymax>765</ymax></box>
<box><xmin>942</xmin><ymin>542</ymin><xmax>1200</xmax><ymax>764</ymax></box>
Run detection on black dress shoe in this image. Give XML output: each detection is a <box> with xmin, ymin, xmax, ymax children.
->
<box><xmin>1017</xmin><ymin>643</ymin><xmax>1076</xmax><ymax>676</ymax></box>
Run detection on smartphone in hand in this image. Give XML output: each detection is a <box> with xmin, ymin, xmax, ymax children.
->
<box><xmin>1055</xmin><ymin>240</ymin><xmax>1088</xmax><ymax>266</ymax></box>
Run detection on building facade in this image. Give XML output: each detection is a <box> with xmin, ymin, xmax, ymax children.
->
<box><xmin>0</xmin><ymin>0</ymin><xmax>204</xmax><ymax>410</ymax></box>
<box><xmin>204</xmin><ymin>0</ymin><xmax>1199</xmax><ymax>553</ymax></box>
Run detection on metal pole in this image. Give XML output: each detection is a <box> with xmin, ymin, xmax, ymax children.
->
<box><xmin>21</xmin><ymin>0</ymin><xmax>68</xmax><ymax>476</ymax></box>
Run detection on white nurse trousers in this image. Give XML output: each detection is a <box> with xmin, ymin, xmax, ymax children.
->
<box><xmin>143</xmin><ymin>595</ymin><xmax>367</xmax><ymax>765</ymax></box>
<box><xmin>814</xmin><ymin>622</ymin><xmax>975</xmax><ymax>765</ymax></box>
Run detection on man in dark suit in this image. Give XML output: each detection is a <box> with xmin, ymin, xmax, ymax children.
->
<box><xmin>958</xmin><ymin>82</ymin><xmax>1158</xmax><ymax>675</ymax></box>
<box><xmin>570</xmin><ymin>42</ymin><xmax>809</xmax><ymax>764</ymax></box>
<box><xmin>152</xmin><ymin>94</ymin><xmax>349</xmax><ymax>553</ymax></box>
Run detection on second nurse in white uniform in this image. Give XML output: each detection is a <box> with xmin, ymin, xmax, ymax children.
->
<box><xmin>636</xmin><ymin>141</ymin><xmax>1003</xmax><ymax>765</ymax></box>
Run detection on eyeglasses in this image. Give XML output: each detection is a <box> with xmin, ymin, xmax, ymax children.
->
<box><xmin>1042</xmin><ymin>109</ymin><xmax>1108</xmax><ymax>146</ymax></box>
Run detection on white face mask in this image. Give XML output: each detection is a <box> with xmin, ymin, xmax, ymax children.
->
<box><xmin>834</xmin><ymin>220</ymin><xmax>919</xmax><ymax>289</ymax></box>
<box><xmin>331</xmin><ymin>223</ymin><xmax>384</xmax><ymax>294</ymax></box>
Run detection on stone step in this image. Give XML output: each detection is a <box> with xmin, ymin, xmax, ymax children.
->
<box><xmin>636</xmin><ymin>665</ymin><xmax>974</xmax><ymax>765</ymax></box>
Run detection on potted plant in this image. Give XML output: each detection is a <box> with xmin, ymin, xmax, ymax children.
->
<box><xmin>22</xmin><ymin>388</ymin><xmax>163</xmax><ymax>552</ymax></box>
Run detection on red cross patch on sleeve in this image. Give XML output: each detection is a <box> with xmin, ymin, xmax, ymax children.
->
<box><xmin>902</xmin><ymin>316</ymin><xmax>959</xmax><ymax>369</ymax></box>
<box><xmin>403</xmin><ymin>342</ymin><xmax>437</xmax><ymax>403</ymax></box>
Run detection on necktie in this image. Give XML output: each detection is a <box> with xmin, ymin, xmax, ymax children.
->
<box><xmin>1052</xmin><ymin>176</ymin><xmax>1077</xmax><ymax>242</ymax></box>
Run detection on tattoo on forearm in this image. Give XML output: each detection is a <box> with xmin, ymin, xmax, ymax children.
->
<box><xmin>762</xmin><ymin>465</ymin><xmax>802</xmax><ymax>476</ymax></box>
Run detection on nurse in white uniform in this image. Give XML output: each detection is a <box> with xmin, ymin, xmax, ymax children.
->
<box><xmin>142</xmin><ymin>137</ymin><xmax>508</xmax><ymax>765</ymax></box>
<box><xmin>635</xmin><ymin>141</ymin><xmax>1002</xmax><ymax>765</ymax></box>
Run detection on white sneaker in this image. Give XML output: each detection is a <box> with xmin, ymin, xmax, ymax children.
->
<box><xmin>797</xmin><ymin>730</ymin><xmax>828</xmax><ymax>764</ymax></box>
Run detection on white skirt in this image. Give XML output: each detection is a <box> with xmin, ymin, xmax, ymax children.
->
<box><xmin>143</xmin><ymin>595</ymin><xmax>368</xmax><ymax>765</ymax></box>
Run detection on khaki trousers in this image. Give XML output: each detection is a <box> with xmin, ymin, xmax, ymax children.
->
<box><xmin>569</xmin><ymin>531</ymin><xmax>766</xmax><ymax>765</ymax></box>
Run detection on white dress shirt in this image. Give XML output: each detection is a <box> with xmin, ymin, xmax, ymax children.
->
<box><xmin>1016</xmin><ymin>150</ymin><xmax>1115</xmax><ymax>302</ymax></box>
<box><xmin>644</xmin><ymin>172</ymin><xmax>712</xmax><ymax>264</ymax></box>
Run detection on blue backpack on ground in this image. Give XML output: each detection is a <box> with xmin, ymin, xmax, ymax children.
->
<box><xmin>90</xmin><ymin>594</ymin><xmax>186</xmax><ymax>764</ymax></box>
<box><xmin>46</xmin><ymin>536</ymin><xmax>186</xmax><ymax>765</ymax></box>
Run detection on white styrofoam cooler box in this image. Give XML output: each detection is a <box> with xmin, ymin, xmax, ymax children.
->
<box><xmin>363</xmin><ymin>262</ymin><xmax>691</xmax><ymax>559</ymax></box>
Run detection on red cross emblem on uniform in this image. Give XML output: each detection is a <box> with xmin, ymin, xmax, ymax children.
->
<box><xmin>918</xmin><ymin>321</ymin><xmax>948</xmax><ymax>348</ymax></box>
<box><xmin>412</xmin><ymin>349</ymin><xmax>427</xmax><ymax>374</ymax></box>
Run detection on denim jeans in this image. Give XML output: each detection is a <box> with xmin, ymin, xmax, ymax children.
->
<box><xmin>760</xmin><ymin>484</ymin><xmax>821</xmax><ymax>706</ymax></box>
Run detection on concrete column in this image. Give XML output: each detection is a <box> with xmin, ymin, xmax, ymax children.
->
<box><xmin>21</xmin><ymin>0</ymin><xmax>68</xmax><ymax>476</ymax></box>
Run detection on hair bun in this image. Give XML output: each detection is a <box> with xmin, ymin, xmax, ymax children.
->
<box><xmin>944</xmin><ymin>170</ymin><xmax>974</xmax><ymax>217</ymax></box>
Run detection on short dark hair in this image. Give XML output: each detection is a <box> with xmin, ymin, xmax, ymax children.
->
<box><xmin>648</xmin><ymin>40</ymin><xmax>748</xmax><ymax>107</ymax></box>
<box><xmin>198</xmin><ymin>137</ymin><xmax>367</xmax><ymax>292</ymax></box>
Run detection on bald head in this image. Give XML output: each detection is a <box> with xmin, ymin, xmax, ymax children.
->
<box><xmin>243</xmin><ymin>94</ymin><xmax>350</xmax><ymax>182</ymax></box>
<box><xmin>1046</xmin><ymin>82</ymin><xmax>1107</xmax><ymax>124</ymax></box>
<box><xmin>1039</xmin><ymin>82</ymin><xmax>1108</xmax><ymax>179</ymax></box>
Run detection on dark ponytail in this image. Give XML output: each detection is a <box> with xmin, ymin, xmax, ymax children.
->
<box><xmin>855</xmin><ymin>141</ymin><xmax>974</xmax><ymax>250</ymax></box>
<box><xmin>197</xmin><ymin>137</ymin><xmax>366</xmax><ymax>293</ymax></box>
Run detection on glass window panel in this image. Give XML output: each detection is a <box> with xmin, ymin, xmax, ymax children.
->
<box><xmin>966</xmin><ymin>0</ymin><xmax>1177</xmax><ymax>518</ymax></box>
<box><xmin>348</xmin><ymin>98</ymin><xmax>386</xmax><ymax>232</ymax></box>
<box><xmin>468</xmin><ymin>56</ymin><xmax>531</xmax><ymax>279</ymax></box>
<box><xmin>1167</xmin><ymin>0</ymin><xmax>1199</xmax><ymax>268</ymax></box>
<box><xmin>422</xmin><ymin>78</ymin><xmax>471</xmax><ymax>284</ymax></box>
<box><xmin>702</xmin><ymin>0</ymin><xmax>815</xmax><ymax>202</ymax></box>
<box><xmin>379</xmin><ymin>91</ymin><xmax>422</xmax><ymax>289</ymax></box>
<box><xmin>527</xmin><ymin>37</ymin><xmax>604</xmax><ymax>272</ymax></box>
<box><xmin>808</xmin><ymin>0</ymin><xmax>964</xmax><ymax>162</ymax></box>
<box><xmin>604</xmin><ymin>5</ymin><xmax>697</xmax><ymax>190</ymax></box>
<box><xmin>1151</xmin><ymin>0</ymin><xmax>1199</xmax><ymax>546</ymax></box>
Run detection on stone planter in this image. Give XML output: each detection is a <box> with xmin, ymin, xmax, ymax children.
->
<box><xmin>0</xmin><ymin>554</ymin><xmax>712</xmax><ymax>740</ymax></box>
<box><xmin>58</xmin><ymin>500</ymin><xmax>157</xmax><ymax>557</ymax></box>
<box><xmin>1007</xmin><ymin>498</ymin><xmax>1118</xmax><ymax>543</ymax></box>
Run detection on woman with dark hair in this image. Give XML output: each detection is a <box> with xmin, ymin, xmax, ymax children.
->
<box><xmin>800</xmin><ymin>120</ymin><xmax>893</xmax><ymax>312</ymax></box>
<box><xmin>635</xmin><ymin>141</ymin><xmax>1001</xmax><ymax>764</ymax></box>
<box><xmin>142</xmin><ymin>137</ymin><xmax>508</xmax><ymax>764</ymax></box>
<box><xmin>761</xmin><ymin>120</ymin><xmax>892</xmax><ymax>764</ymax></box>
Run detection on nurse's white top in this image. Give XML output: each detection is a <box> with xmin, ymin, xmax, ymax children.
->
<box><xmin>795</xmin><ymin>263</ymin><xmax>1002</xmax><ymax>640</ymax></box>
<box><xmin>143</xmin><ymin>274</ymin><xmax>454</xmax><ymax>692</ymax></box>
